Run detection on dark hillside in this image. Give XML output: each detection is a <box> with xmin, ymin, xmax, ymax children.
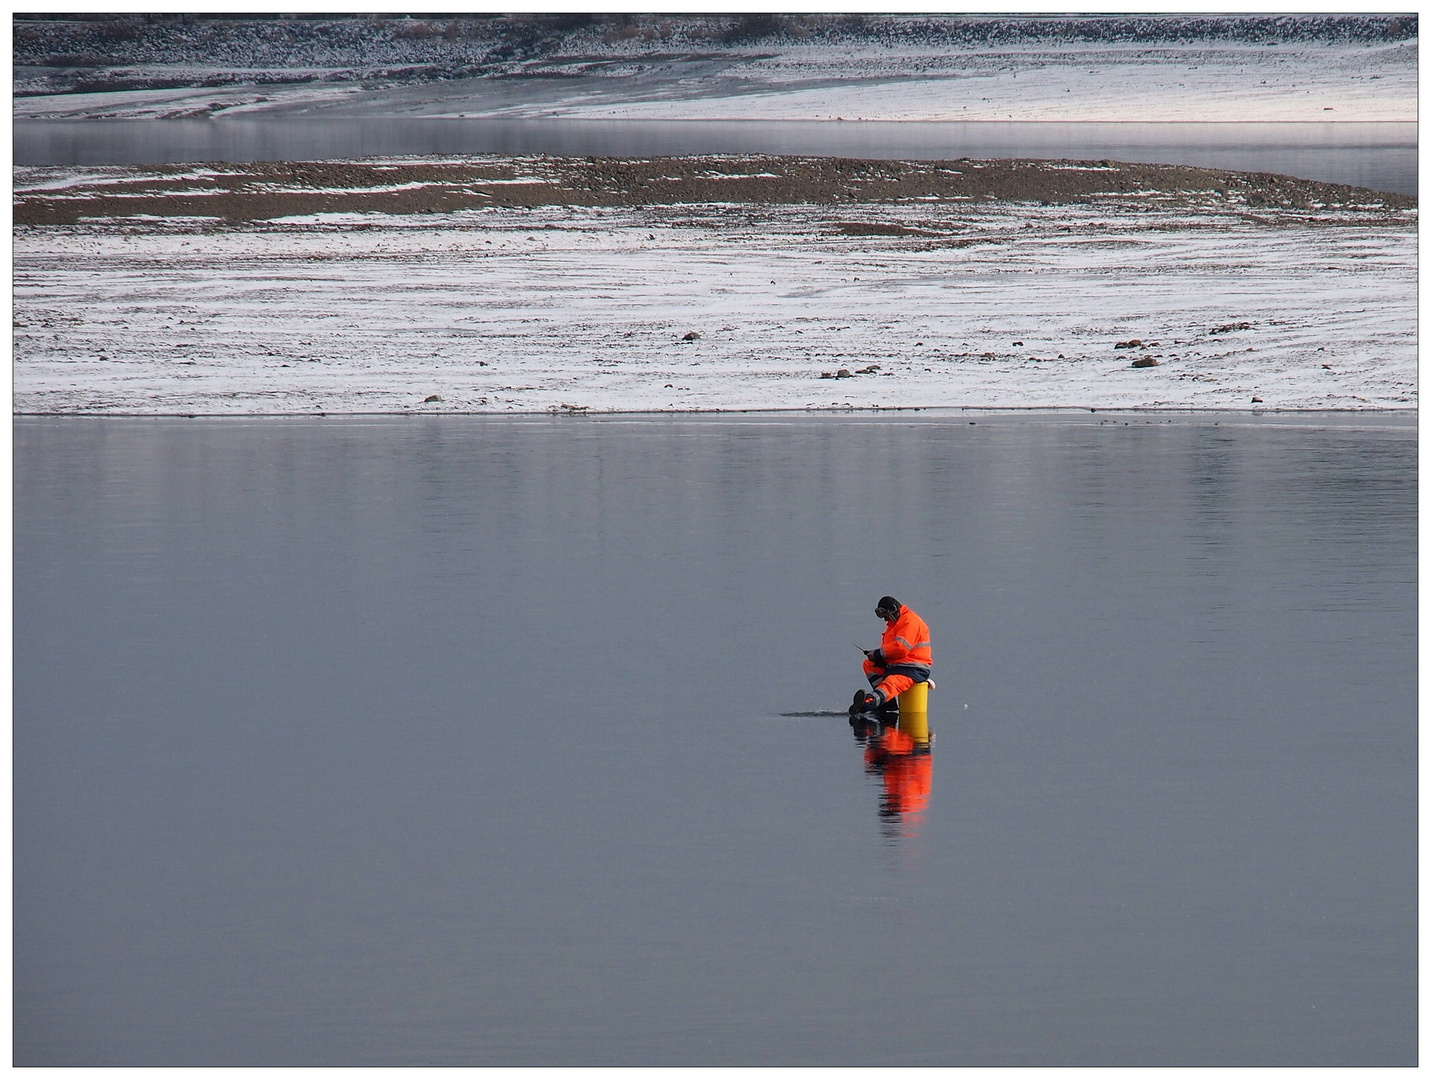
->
<box><xmin>14</xmin><ymin>13</ymin><xmax>1416</xmax><ymax>96</ymax></box>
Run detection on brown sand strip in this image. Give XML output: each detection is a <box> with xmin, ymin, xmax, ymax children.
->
<box><xmin>14</xmin><ymin>155</ymin><xmax>1414</xmax><ymax>226</ymax></box>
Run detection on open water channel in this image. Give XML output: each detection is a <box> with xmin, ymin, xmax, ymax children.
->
<box><xmin>12</xmin><ymin>118</ymin><xmax>1418</xmax><ymax>194</ymax></box>
<box><xmin>14</xmin><ymin>411</ymin><xmax>1416</xmax><ymax>1066</ymax></box>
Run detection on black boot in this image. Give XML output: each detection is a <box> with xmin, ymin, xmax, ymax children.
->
<box><xmin>850</xmin><ymin>688</ymin><xmax>874</xmax><ymax>717</ymax></box>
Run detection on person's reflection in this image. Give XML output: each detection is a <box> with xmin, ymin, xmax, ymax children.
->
<box><xmin>850</xmin><ymin>710</ymin><xmax>934</xmax><ymax>838</ymax></box>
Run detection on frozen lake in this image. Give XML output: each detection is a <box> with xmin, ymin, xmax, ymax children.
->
<box><xmin>11</xmin><ymin>118</ymin><xmax>1418</xmax><ymax>194</ymax></box>
<box><xmin>13</xmin><ymin>412</ymin><xmax>1417</xmax><ymax>1066</ymax></box>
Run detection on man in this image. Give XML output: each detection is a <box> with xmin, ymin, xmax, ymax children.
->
<box><xmin>851</xmin><ymin>595</ymin><xmax>932</xmax><ymax>716</ymax></box>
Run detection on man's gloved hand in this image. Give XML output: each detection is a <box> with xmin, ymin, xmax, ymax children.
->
<box><xmin>865</xmin><ymin>649</ymin><xmax>884</xmax><ymax>664</ymax></box>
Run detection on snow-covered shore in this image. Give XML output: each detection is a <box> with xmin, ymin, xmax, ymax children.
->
<box><xmin>14</xmin><ymin>13</ymin><xmax>1417</xmax><ymax>124</ymax></box>
<box><xmin>13</xmin><ymin>158</ymin><xmax>1416</xmax><ymax>416</ymax></box>
<box><xmin>11</xmin><ymin>15</ymin><xmax>1417</xmax><ymax>416</ymax></box>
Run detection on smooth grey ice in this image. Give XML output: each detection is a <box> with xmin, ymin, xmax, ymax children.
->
<box><xmin>14</xmin><ymin>413</ymin><xmax>1416</xmax><ymax>1066</ymax></box>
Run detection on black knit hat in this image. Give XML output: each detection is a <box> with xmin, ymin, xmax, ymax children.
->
<box><xmin>876</xmin><ymin>596</ymin><xmax>901</xmax><ymax>618</ymax></box>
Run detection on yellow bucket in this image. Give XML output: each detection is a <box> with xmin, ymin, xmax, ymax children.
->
<box><xmin>897</xmin><ymin>681</ymin><xmax>930</xmax><ymax>711</ymax></box>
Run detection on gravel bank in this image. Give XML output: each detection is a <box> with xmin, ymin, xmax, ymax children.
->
<box><xmin>13</xmin><ymin>154</ymin><xmax>1416</xmax><ymax>226</ymax></box>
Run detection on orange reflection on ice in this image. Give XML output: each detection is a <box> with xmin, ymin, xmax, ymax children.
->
<box><xmin>851</xmin><ymin>710</ymin><xmax>933</xmax><ymax>838</ymax></box>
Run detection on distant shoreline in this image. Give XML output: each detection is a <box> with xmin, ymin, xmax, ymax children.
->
<box><xmin>12</xmin><ymin>407</ymin><xmax>1419</xmax><ymax>420</ymax></box>
<box><xmin>14</xmin><ymin>13</ymin><xmax>1415</xmax><ymax>125</ymax></box>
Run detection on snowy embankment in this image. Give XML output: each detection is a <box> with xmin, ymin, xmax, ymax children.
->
<box><xmin>13</xmin><ymin>158</ymin><xmax>1416</xmax><ymax>416</ymax></box>
<box><xmin>13</xmin><ymin>14</ymin><xmax>1417</xmax><ymax>123</ymax></box>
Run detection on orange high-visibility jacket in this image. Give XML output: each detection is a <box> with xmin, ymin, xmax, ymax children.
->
<box><xmin>880</xmin><ymin>605</ymin><xmax>933</xmax><ymax>668</ymax></box>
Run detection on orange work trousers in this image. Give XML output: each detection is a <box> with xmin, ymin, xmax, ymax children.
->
<box><xmin>862</xmin><ymin>657</ymin><xmax>922</xmax><ymax>703</ymax></box>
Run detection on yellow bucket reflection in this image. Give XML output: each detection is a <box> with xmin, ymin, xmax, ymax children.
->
<box><xmin>896</xmin><ymin>709</ymin><xmax>929</xmax><ymax>746</ymax></box>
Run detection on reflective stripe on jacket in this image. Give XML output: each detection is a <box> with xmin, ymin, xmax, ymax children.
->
<box><xmin>880</xmin><ymin>605</ymin><xmax>932</xmax><ymax>667</ymax></box>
